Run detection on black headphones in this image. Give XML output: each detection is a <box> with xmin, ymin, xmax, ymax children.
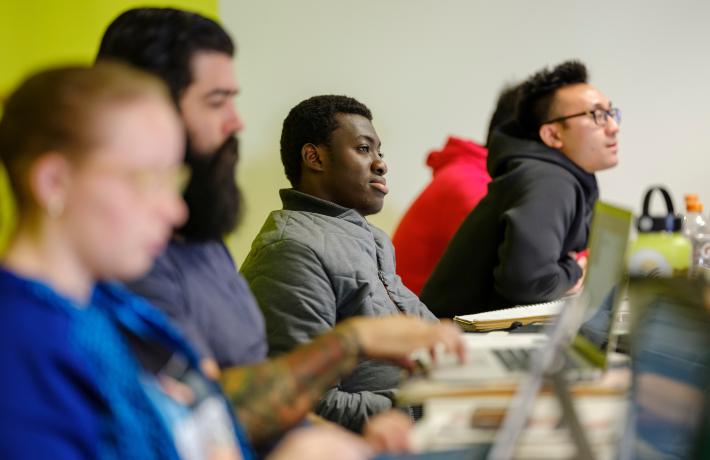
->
<box><xmin>636</xmin><ymin>185</ymin><xmax>683</xmax><ymax>233</ymax></box>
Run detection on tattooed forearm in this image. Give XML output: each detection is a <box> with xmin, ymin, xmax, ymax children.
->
<box><xmin>219</xmin><ymin>323</ymin><xmax>361</xmax><ymax>445</ymax></box>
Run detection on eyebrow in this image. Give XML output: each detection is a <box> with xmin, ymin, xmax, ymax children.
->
<box><xmin>591</xmin><ymin>101</ymin><xmax>612</xmax><ymax>110</ymax></box>
<box><xmin>203</xmin><ymin>88</ymin><xmax>239</xmax><ymax>99</ymax></box>
<box><xmin>358</xmin><ymin>135</ymin><xmax>381</xmax><ymax>148</ymax></box>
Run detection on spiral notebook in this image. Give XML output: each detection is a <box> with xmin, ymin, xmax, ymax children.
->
<box><xmin>453</xmin><ymin>298</ymin><xmax>568</xmax><ymax>332</ymax></box>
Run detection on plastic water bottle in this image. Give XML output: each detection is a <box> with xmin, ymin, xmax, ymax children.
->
<box><xmin>684</xmin><ymin>197</ymin><xmax>710</xmax><ymax>277</ymax></box>
<box><xmin>694</xmin><ymin>233</ymin><xmax>710</xmax><ymax>279</ymax></box>
<box><xmin>682</xmin><ymin>194</ymin><xmax>705</xmax><ymax>237</ymax></box>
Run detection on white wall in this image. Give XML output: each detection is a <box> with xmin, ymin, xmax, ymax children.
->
<box><xmin>220</xmin><ymin>0</ymin><xmax>710</xmax><ymax>263</ymax></box>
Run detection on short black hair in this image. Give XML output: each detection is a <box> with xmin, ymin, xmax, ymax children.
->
<box><xmin>516</xmin><ymin>60</ymin><xmax>588</xmax><ymax>140</ymax></box>
<box><xmin>96</xmin><ymin>7</ymin><xmax>234</xmax><ymax>101</ymax></box>
<box><xmin>485</xmin><ymin>83</ymin><xmax>520</xmax><ymax>148</ymax></box>
<box><xmin>280</xmin><ymin>95</ymin><xmax>372</xmax><ymax>187</ymax></box>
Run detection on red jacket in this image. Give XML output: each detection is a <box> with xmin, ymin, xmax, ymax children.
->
<box><xmin>392</xmin><ymin>136</ymin><xmax>490</xmax><ymax>295</ymax></box>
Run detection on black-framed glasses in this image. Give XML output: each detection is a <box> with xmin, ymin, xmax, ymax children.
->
<box><xmin>542</xmin><ymin>107</ymin><xmax>621</xmax><ymax>127</ymax></box>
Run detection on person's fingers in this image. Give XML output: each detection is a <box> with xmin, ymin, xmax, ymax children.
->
<box><xmin>200</xmin><ymin>358</ymin><xmax>221</xmax><ymax>380</ymax></box>
<box><xmin>567</xmin><ymin>277</ymin><xmax>584</xmax><ymax>295</ymax></box>
<box><xmin>376</xmin><ymin>423</ymin><xmax>409</xmax><ymax>453</ymax></box>
<box><xmin>452</xmin><ymin>330</ymin><xmax>467</xmax><ymax>362</ymax></box>
<box><xmin>432</xmin><ymin>321</ymin><xmax>466</xmax><ymax>362</ymax></box>
<box><xmin>390</xmin><ymin>412</ymin><xmax>413</xmax><ymax>452</ymax></box>
<box><xmin>387</xmin><ymin>414</ymin><xmax>413</xmax><ymax>452</ymax></box>
<box><xmin>364</xmin><ymin>411</ymin><xmax>412</xmax><ymax>453</ymax></box>
<box><xmin>367</xmin><ymin>429</ymin><xmax>389</xmax><ymax>452</ymax></box>
<box><xmin>328</xmin><ymin>428</ymin><xmax>373</xmax><ymax>460</ymax></box>
<box><xmin>270</xmin><ymin>425</ymin><xmax>373</xmax><ymax>460</ymax></box>
<box><xmin>349</xmin><ymin>316</ymin><xmax>465</xmax><ymax>362</ymax></box>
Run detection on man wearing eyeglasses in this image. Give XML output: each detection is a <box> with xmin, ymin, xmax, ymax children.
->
<box><xmin>421</xmin><ymin>60</ymin><xmax>620</xmax><ymax>317</ymax></box>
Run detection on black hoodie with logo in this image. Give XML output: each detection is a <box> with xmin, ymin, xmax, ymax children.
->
<box><xmin>420</xmin><ymin>122</ymin><xmax>598</xmax><ymax>316</ymax></box>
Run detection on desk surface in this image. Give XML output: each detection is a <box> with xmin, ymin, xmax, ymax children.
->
<box><xmin>410</xmin><ymin>392</ymin><xmax>627</xmax><ymax>459</ymax></box>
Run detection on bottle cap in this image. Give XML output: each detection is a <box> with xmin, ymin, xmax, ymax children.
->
<box><xmin>688</xmin><ymin>201</ymin><xmax>704</xmax><ymax>212</ymax></box>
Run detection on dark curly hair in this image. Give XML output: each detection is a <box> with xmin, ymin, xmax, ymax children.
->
<box><xmin>485</xmin><ymin>83</ymin><xmax>520</xmax><ymax>148</ymax></box>
<box><xmin>96</xmin><ymin>7</ymin><xmax>234</xmax><ymax>102</ymax></box>
<box><xmin>280</xmin><ymin>95</ymin><xmax>372</xmax><ymax>187</ymax></box>
<box><xmin>516</xmin><ymin>60</ymin><xmax>588</xmax><ymax>140</ymax></box>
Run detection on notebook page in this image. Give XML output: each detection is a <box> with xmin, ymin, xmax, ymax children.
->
<box><xmin>455</xmin><ymin>298</ymin><xmax>567</xmax><ymax>322</ymax></box>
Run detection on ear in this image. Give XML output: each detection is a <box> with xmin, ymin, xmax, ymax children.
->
<box><xmin>28</xmin><ymin>152</ymin><xmax>72</xmax><ymax>217</ymax></box>
<box><xmin>539</xmin><ymin>123</ymin><xmax>563</xmax><ymax>149</ymax></box>
<box><xmin>300</xmin><ymin>143</ymin><xmax>326</xmax><ymax>173</ymax></box>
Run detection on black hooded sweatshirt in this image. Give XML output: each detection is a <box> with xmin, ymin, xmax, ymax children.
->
<box><xmin>420</xmin><ymin>122</ymin><xmax>598</xmax><ymax>317</ymax></box>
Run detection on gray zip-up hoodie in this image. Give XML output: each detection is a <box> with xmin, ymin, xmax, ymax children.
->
<box><xmin>241</xmin><ymin>189</ymin><xmax>436</xmax><ymax>432</ymax></box>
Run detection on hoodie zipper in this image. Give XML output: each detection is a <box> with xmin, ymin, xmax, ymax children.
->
<box><xmin>378</xmin><ymin>271</ymin><xmax>405</xmax><ymax>314</ymax></box>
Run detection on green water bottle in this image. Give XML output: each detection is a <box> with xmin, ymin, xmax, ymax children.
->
<box><xmin>628</xmin><ymin>186</ymin><xmax>691</xmax><ymax>278</ymax></box>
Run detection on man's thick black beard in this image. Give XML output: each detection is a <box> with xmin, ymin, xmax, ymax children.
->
<box><xmin>177</xmin><ymin>135</ymin><xmax>243</xmax><ymax>241</ymax></box>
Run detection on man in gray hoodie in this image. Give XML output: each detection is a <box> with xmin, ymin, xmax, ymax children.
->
<box><xmin>241</xmin><ymin>95</ymin><xmax>436</xmax><ymax>432</ymax></box>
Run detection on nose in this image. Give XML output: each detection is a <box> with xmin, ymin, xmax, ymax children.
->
<box><xmin>605</xmin><ymin>115</ymin><xmax>620</xmax><ymax>136</ymax></box>
<box><xmin>372</xmin><ymin>155</ymin><xmax>387</xmax><ymax>176</ymax></box>
<box><xmin>158</xmin><ymin>190</ymin><xmax>188</xmax><ymax>229</ymax></box>
<box><xmin>223</xmin><ymin>103</ymin><xmax>244</xmax><ymax>136</ymax></box>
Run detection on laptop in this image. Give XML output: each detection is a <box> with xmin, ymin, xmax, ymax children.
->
<box><xmin>485</xmin><ymin>277</ymin><xmax>710</xmax><ymax>460</ymax></box>
<box><xmin>429</xmin><ymin>201</ymin><xmax>633</xmax><ymax>383</ymax></box>
<box><xmin>618</xmin><ymin>277</ymin><xmax>710</xmax><ymax>459</ymax></box>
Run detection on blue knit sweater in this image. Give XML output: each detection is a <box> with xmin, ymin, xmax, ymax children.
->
<box><xmin>0</xmin><ymin>267</ymin><xmax>253</xmax><ymax>460</ymax></box>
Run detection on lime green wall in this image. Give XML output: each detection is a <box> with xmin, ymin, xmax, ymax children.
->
<box><xmin>0</xmin><ymin>0</ymin><xmax>218</xmax><ymax>254</ymax></box>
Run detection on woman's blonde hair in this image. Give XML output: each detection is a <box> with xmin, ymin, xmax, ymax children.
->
<box><xmin>0</xmin><ymin>61</ymin><xmax>173</xmax><ymax>211</ymax></box>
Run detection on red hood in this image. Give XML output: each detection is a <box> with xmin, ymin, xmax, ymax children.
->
<box><xmin>426</xmin><ymin>136</ymin><xmax>488</xmax><ymax>174</ymax></box>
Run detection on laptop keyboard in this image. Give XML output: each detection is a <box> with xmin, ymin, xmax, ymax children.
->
<box><xmin>492</xmin><ymin>347</ymin><xmax>599</xmax><ymax>379</ymax></box>
<box><xmin>493</xmin><ymin>348</ymin><xmax>533</xmax><ymax>372</ymax></box>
